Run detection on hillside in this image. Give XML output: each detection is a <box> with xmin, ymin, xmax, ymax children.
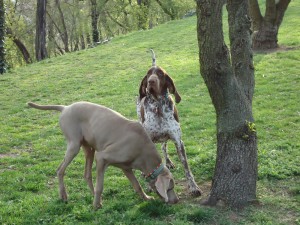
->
<box><xmin>0</xmin><ymin>2</ymin><xmax>299</xmax><ymax>224</ymax></box>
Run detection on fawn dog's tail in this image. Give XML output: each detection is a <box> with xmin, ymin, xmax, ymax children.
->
<box><xmin>27</xmin><ymin>102</ymin><xmax>65</xmax><ymax>112</ymax></box>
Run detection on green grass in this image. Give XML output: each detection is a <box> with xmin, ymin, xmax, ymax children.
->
<box><xmin>0</xmin><ymin>2</ymin><xmax>300</xmax><ymax>224</ymax></box>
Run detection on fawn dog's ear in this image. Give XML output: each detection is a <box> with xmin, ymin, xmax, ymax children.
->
<box><xmin>155</xmin><ymin>173</ymin><xmax>171</xmax><ymax>202</ymax></box>
<box><xmin>139</xmin><ymin>75</ymin><xmax>148</xmax><ymax>100</ymax></box>
<box><xmin>165</xmin><ymin>74</ymin><xmax>181</xmax><ymax>103</ymax></box>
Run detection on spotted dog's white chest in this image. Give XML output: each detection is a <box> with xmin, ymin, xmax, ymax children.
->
<box><xmin>141</xmin><ymin>96</ymin><xmax>181</xmax><ymax>143</ymax></box>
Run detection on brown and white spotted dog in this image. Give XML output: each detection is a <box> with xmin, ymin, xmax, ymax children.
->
<box><xmin>136</xmin><ymin>50</ymin><xmax>202</xmax><ymax>196</ymax></box>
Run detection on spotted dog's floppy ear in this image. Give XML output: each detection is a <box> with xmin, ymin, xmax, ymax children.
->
<box><xmin>139</xmin><ymin>75</ymin><xmax>148</xmax><ymax>100</ymax></box>
<box><xmin>166</xmin><ymin>74</ymin><xmax>181</xmax><ymax>103</ymax></box>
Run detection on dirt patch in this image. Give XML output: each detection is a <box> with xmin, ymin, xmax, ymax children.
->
<box><xmin>0</xmin><ymin>153</ymin><xmax>19</xmax><ymax>159</ymax></box>
<box><xmin>175</xmin><ymin>180</ymin><xmax>211</xmax><ymax>204</ymax></box>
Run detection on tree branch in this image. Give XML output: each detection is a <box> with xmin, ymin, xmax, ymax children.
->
<box><xmin>228</xmin><ymin>1</ymin><xmax>254</xmax><ymax>102</ymax></box>
<box><xmin>196</xmin><ymin>0</ymin><xmax>231</xmax><ymax>112</ymax></box>
<box><xmin>155</xmin><ymin>0</ymin><xmax>176</xmax><ymax>20</ymax></box>
<box><xmin>55</xmin><ymin>0</ymin><xmax>69</xmax><ymax>52</ymax></box>
<box><xmin>248</xmin><ymin>0</ymin><xmax>263</xmax><ymax>31</ymax></box>
<box><xmin>105</xmin><ymin>11</ymin><xmax>128</xmax><ymax>30</ymax></box>
<box><xmin>6</xmin><ymin>27</ymin><xmax>32</xmax><ymax>64</ymax></box>
<box><xmin>275</xmin><ymin>0</ymin><xmax>291</xmax><ymax>27</ymax></box>
<box><xmin>265</xmin><ymin>0</ymin><xmax>276</xmax><ymax>25</ymax></box>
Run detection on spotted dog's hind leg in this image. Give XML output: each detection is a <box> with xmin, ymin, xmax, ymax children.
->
<box><xmin>174</xmin><ymin>140</ymin><xmax>202</xmax><ymax>196</ymax></box>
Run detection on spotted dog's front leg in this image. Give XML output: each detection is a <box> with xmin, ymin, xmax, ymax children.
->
<box><xmin>162</xmin><ymin>142</ymin><xmax>176</xmax><ymax>169</ymax></box>
<box><xmin>174</xmin><ymin>140</ymin><xmax>202</xmax><ymax>197</ymax></box>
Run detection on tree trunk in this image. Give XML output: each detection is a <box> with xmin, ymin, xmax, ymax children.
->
<box><xmin>249</xmin><ymin>0</ymin><xmax>291</xmax><ymax>50</ymax></box>
<box><xmin>137</xmin><ymin>0</ymin><xmax>150</xmax><ymax>30</ymax></box>
<box><xmin>0</xmin><ymin>0</ymin><xmax>7</xmax><ymax>73</ymax></box>
<box><xmin>100</xmin><ymin>9</ymin><xmax>114</xmax><ymax>39</ymax></box>
<box><xmin>13</xmin><ymin>37</ymin><xmax>32</xmax><ymax>64</ymax></box>
<box><xmin>7</xmin><ymin>27</ymin><xmax>32</xmax><ymax>64</ymax></box>
<box><xmin>196</xmin><ymin>0</ymin><xmax>257</xmax><ymax>209</ymax></box>
<box><xmin>73</xmin><ymin>37</ymin><xmax>79</xmax><ymax>51</ymax></box>
<box><xmin>106</xmin><ymin>11</ymin><xmax>128</xmax><ymax>32</ymax></box>
<box><xmin>6</xmin><ymin>10</ymin><xmax>33</xmax><ymax>64</ymax></box>
<box><xmin>35</xmin><ymin>0</ymin><xmax>48</xmax><ymax>61</ymax></box>
<box><xmin>90</xmin><ymin>0</ymin><xmax>100</xmax><ymax>44</ymax></box>
<box><xmin>80</xmin><ymin>34</ymin><xmax>85</xmax><ymax>49</ymax></box>
<box><xmin>86</xmin><ymin>33</ymin><xmax>91</xmax><ymax>47</ymax></box>
<box><xmin>55</xmin><ymin>0</ymin><xmax>69</xmax><ymax>52</ymax></box>
<box><xmin>252</xmin><ymin>21</ymin><xmax>279</xmax><ymax>49</ymax></box>
<box><xmin>155</xmin><ymin>0</ymin><xmax>177</xmax><ymax>20</ymax></box>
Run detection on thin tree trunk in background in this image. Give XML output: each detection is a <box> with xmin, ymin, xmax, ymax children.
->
<box><xmin>47</xmin><ymin>11</ymin><xmax>66</xmax><ymax>54</ymax></box>
<box><xmin>73</xmin><ymin>37</ymin><xmax>79</xmax><ymax>51</ymax></box>
<box><xmin>100</xmin><ymin>11</ymin><xmax>114</xmax><ymax>38</ymax></box>
<box><xmin>0</xmin><ymin>0</ymin><xmax>7</xmax><ymax>73</ymax></box>
<box><xmin>80</xmin><ymin>35</ymin><xmax>86</xmax><ymax>49</ymax></box>
<box><xmin>35</xmin><ymin>0</ymin><xmax>48</xmax><ymax>61</ymax></box>
<box><xmin>86</xmin><ymin>33</ymin><xmax>91</xmax><ymax>47</ymax></box>
<box><xmin>155</xmin><ymin>0</ymin><xmax>177</xmax><ymax>20</ymax></box>
<box><xmin>91</xmin><ymin>0</ymin><xmax>100</xmax><ymax>44</ymax></box>
<box><xmin>196</xmin><ymin>0</ymin><xmax>257</xmax><ymax>208</ymax></box>
<box><xmin>137</xmin><ymin>0</ymin><xmax>150</xmax><ymax>29</ymax></box>
<box><xmin>106</xmin><ymin>11</ymin><xmax>128</xmax><ymax>31</ymax></box>
<box><xmin>8</xmin><ymin>33</ymin><xmax>32</xmax><ymax>63</ymax></box>
<box><xmin>55</xmin><ymin>0</ymin><xmax>69</xmax><ymax>52</ymax></box>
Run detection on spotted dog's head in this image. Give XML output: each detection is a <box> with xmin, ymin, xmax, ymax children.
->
<box><xmin>139</xmin><ymin>50</ymin><xmax>181</xmax><ymax>103</ymax></box>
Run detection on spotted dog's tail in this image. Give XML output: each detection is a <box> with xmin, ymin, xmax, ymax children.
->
<box><xmin>150</xmin><ymin>49</ymin><xmax>156</xmax><ymax>67</ymax></box>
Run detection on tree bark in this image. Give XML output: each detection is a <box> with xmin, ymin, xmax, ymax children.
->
<box><xmin>137</xmin><ymin>0</ymin><xmax>150</xmax><ymax>30</ymax></box>
<box><xmin>47</xmin><ymin>18</ymin><xmax>64</xmax><ymax>56</ymax></box>
<box><xmin>155</xmin><ymin>0</ymin><xmax>177</xmax><ymax>20</ymax></box>
<box><xmin>7</xmin><ymin>28</ymin><xmax>32</xmax><ymax>64</ymax></box>
<box><xmin>90</xmin><ymin>0</ymin><xmax>100</xmax><ymax>44</ymax></box>
<box><xmin>0</xmin><ymin>0</ymin><xmax>7</xmax><ymax>73</ymax></box>
<box><xmin>249</xmin><ymin>0</ymin><xmax>291</xmax><ymax>50</ymax></box>
<box><xmin>35</xmin><ymin>0</ymin><xmax>48</xmax><ymax>61</ymax></box>
<box><xmin>106</xmin><ymin>11</ymin><xmax>128</xmax><ymax>31</ymax></box>
<box><xmin>80</xmin><ymin>34</ymin><xmax>85</xmax><ymax>49</ymax></box>
<box><xmin>196</xmin><ymin>0</ymin><xmax>257</xmax><ymax>209</ymax></box>
<box><xmin>248</xmin><ymin>0</ymin><xmax>263</xmax><ymax>30</ymax></box>
<box><xmin>55</xmin><ymin>0</ymin><xmax>69</xmax><ymax>52</ymax></box>
<box><xmin>86</xmin><ymin>33</ymin><xmax>91</xmax><ymax>47</ymax></box>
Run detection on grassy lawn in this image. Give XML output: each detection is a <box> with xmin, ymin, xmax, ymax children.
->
<box><xmin>0</xmin><ymin>2</ymin><xmax>299</xmax><ymax>224</ymax></box>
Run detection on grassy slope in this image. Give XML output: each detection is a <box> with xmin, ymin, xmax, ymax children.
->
<box><xmin>0</xmin><ymin>1</ymin><xmax>299</xmax><ymax>224</ymax></box>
